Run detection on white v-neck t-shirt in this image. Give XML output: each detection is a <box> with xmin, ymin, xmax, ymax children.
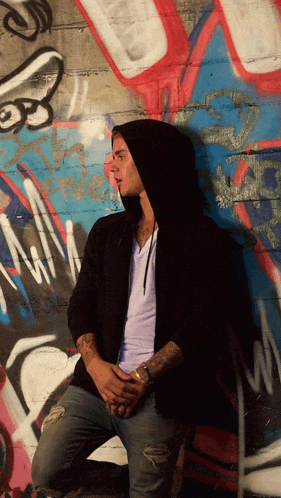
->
<box><xmin>118</xmin><ymin>229</ymin><xmax>158</xmax><ymax>373</ymax></box>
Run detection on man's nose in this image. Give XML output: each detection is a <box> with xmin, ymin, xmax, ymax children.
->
<box><xmin>109</xmin><ymin>156</ymin><xmax>118</xmax><ymax>172</ymax></box>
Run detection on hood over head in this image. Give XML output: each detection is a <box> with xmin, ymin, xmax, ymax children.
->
<box><xmin>112</xmin><ymin>119</ymin><xmax>204</xmax><ymax>226</ymax></box>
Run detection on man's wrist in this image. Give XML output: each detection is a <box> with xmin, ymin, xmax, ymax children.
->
<box><xmin>141</xmin><ymin>362</ymin><xmax>154</xmax><ymax>384</ymax></box>
<box><xmin>135</xmin><ymin>363</ymin><xmax>154</xmax><ymax>385</ymax></box>
<box><xmin>136</xmin><ymin>341</ymin><xmax>184</xmax><ymax>381</ymax></box>
<box><xmin>134</xmin><ymin>368</ymin><xmax>147</xmax><ymax>384</ymax></box>
<box><xmin>76</xmin><ymin>333</ymin><xmax>102</xmax><ymax>369</ymax></box>
<box><xmin>86</xmin><ymin>355</ymin><xmax>104</xmax><ymax>373</ymax></box>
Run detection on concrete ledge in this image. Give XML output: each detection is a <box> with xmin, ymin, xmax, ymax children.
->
<box><xmin>88</xmin><ymin>436</ymin><xmax>128</xmax><ymax>466</ymax></box>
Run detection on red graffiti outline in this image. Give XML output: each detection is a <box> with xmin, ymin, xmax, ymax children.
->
<box><xmin>214</xmin><ymin>0</ymin><xmax>281</xmax><ymax>94</ymax></box>
<box><xmin>0</xmin><ymin>366</ymin><xmax>6</xmax><ymax>391</ymax></box>
<box><xmin>0</xmin><ymin>170</ymin><xmax>31</xmax><ymax>214</ymax></box>
<box><xmin>180</xmin><ymin>10</ymin><xmax>220</xmax><ymax>107</ymax></box>
<box><xmin>0</xmin><ymin>169</ymin><xmax>30</xmax><ymax>275</ymax></box>
<box><xmin>232</xmin><ymin>138</ymin><xmax>281</xmax><ymax>283</ymax></box>
<box><xmin>74</xmin><ymin>0</ymin><xmax>189</xmax><ymax>117</ymax></box>
<box><xmin>6</xmin><ymin>268</ymin><xmax>19</xmax><ymax>275</ymax></box>
<box><xmin>17</xmin><ymin>162</ymin><xmax>67</xmax><ymax>246</ymax></box>
<box><xmin>0</xmin><ymin>420</ymin><xmax>14</xmax><ymax>492</ymax></box>
<box><xmin>52</xmin><ymin>121</ymin><xmax>79</xmax><ymax>128</ymax></box>
<box><xmin>74</xmin><ymin>0</ymin><xmax>281</xmax><ymax>121</ymax></box>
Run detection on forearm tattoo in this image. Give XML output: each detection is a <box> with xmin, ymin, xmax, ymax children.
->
<box><xmin>76</xmin><ymin>333</ymin><xmax>100</xmax><ymax>367</ymax></box>
<box><xmin>137</xmin><ymin>341</ymin><xmax>184</xmax><ymax>382</ymax></box>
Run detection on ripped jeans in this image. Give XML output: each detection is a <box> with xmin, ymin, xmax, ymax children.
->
<box><xmin>32</xmin><ymin>386</ymin><xmax>186</xmax><ymax>498</ymax></box>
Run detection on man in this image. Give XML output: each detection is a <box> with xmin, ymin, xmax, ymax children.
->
<box><xmin>32</xmin><ymin>119</ymin><xmax>239</xmax><ymax>497</ymax></box>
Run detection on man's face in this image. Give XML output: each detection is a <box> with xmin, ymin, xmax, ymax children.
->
<box><xmin>111</xmin><ymin>136</ymin><xmax>144</xmax><ymax>197</ymax></box>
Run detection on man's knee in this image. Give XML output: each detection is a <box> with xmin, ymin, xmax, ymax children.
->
<box><xmin>143</xmin><ymin>443</ymin><xmax>171</xmax><ymax>468</ymax></box>
<box><xmin>32</xmin><ymin>483</ymin><xmax>62</xmax><ymax>498</ymax></box>
<box><xmin>31</xmin><ymin>405</ymin><xmax>67</xmax><ymax>491</ymax></box>
<box><xmin>32</xmin><ymin>453</ymin><xmax>61</xmax><ymax>492</ymax></box>
<box><xmin>41</xmin><ymin>405</ymin><xmax>66</xmax><ymax>431</ymax></box>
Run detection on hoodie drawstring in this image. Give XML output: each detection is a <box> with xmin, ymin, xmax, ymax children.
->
<box><xmin>143</xmin><ymin>218</ymin><xmax>156</xmax><ymax>295</ymax></box>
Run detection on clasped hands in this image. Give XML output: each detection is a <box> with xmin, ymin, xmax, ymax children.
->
<box><xmin>87</xmin><ymin>358</ymin><xmax>149</xmax><ymax>419</ymax></box>
<box><xmin>106</xmin><ymin>368</ymin><xmax>149</xmax><ymax>418</ymax></box>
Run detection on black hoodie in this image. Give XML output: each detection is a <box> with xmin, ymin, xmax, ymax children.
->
<box><xmin>68</xmin><ymin>119</ymin><xmax>254</xmax><ymax>421</ymax></box>
<box><xmin>112</xmin><ymin>119</ymin><xmax>204</xmax><ymax>225</ymax></box>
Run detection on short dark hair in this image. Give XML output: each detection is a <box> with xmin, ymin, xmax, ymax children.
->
<box><xmin>111</xmin><ymin>130</ymin><xmax>123</xmax><ymax>142</ymax></box>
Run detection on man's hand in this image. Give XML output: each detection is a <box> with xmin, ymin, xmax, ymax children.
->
<box><xmin>87</xmin><ymin>357</ymin><xmax>138</xmax><ymax>404</ymax></box>
<box><xmin>106</xmin><ymin>369</ymin><xmax>149</xmax><ymax>418</ymax></box>
<box><xmin>76</xmin><ymin>333</ymin><xmax>138</xmax><ymax>404</ymax></box>
<box><xmin>105</xmin><ymin>341</ymin><xmax>184</xmax><ymax>419</ymax></box>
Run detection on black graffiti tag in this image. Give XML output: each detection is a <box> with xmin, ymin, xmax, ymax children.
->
<box><xmin>0</xmin><ymin>47</ymin><xmax>63</xmax><ymax>134</ymax></box>
<box><xmin>0</xmin><ymin>0</ymin><xmax>52</xmax><ymax>41</ymax></box>
<box><xmin>0</xmin><ymin>98</ymin><xmax>53</xmax><ymax>134</ymax></box>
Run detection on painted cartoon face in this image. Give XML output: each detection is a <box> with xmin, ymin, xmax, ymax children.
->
<box><xmin>110</xmin><ymin>136</ymin><xmax>144</xmax><ymax>197</ymax></box>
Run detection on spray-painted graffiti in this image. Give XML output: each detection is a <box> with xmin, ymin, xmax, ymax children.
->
<box><xmin>0</xmin><ymin>378</ymin><xmax>13</xmax><ymax>492</ymax></box>
<box><xmin>0</xmin><ymin>2</ymin><xmax>79</xmax><ymax>495</ymax></box>
<box><xmin>74</xmin><ymin>0</ymin><xmax>189</xmax><ymax>118</ymax></box>
<box><xmin>75</xmin><ymin>0</ymin><xmax>281</xmax><ymax>495</ymax></box>
<box><xmin>0</xmin><ymin>122</ymin><xmax>115</xmax><ymax>496</ymax></box>
<box><xmin>0</xmin><ymin>48</ymin><xmax>63</xmax><ymax>133</ymax></box>
<box><xmin>173</xmin><ymin>1</ymin><xmax>281</xmax><ymax>495</ymax></box>
<box><xmin>1</xmin><ymin>0</ymin><xmax>281</xmax><ymax>496</ymax></box>
<box><xmin>0</xmin><ymin>0</ymin><xmax>52</xmax><ymax>41</ymax></box>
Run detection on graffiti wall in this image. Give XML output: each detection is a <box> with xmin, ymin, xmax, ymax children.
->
<box><xmin>0</xmin><ymin>0</ymin><xmax>281</xmax><ymax>496</ymax></box>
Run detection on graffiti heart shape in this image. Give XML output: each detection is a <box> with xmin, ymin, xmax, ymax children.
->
<box><xmin>12</xmin><ymin>346</ymin><xmax>80</xmax><ymax>441</ymax></box>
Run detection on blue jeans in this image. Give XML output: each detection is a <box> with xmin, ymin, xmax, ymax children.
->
<box><xmin>32</xmin><ymin>386</ymin><xmax>186</xmax><ymax>498</ymax></box>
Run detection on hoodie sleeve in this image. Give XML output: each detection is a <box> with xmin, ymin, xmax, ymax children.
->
<box><xmin>67</xmin><ymin>220</ymin><xmax>101</xmax><ymax>346</ymax></box>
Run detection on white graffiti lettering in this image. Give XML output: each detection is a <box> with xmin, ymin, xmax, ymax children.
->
<box><xmin>5</xmin><ymin>334</ymin><xmax>56</xmax><ymax>369</ymax></box>
<box><xmin>0</xmin><ymin>213</ymin><xmax>51</xmax><ymax>284</ymax></box>
<box><xmin>0</xmin><ymin>261</ymin><xmax>18</xmax><ymax>314</ymax></box>
<box><xmin>66</xmin><ymin>219</ymin><xmax>81</xmax><ymax>284</ymax></box>
<box><xmin>23</xmin><ymin>178</ymin><xmax>65</xmax><ymax>278</ymax></box>
<box><xmin>244</xmin><ymin>300</ymin><xmax>281</xmax><ymax>394</ymax></box>
<box><xmin>12</xmin><ymin>347</ymin><xmax>80</xmax><ymax>444</ymax></box>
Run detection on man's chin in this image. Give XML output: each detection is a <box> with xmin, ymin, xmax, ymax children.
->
<box><xmin>120</xmin><ymin>189</ymin><xmax>136</xmax><ymax>197</ymax></box>
<box><xmin>119</xmin><ymin>186</ymin><xmax>142</xmax><ymax>197</ymax></box>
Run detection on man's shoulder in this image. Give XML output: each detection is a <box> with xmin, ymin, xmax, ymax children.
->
<box><xmin>95</xmin><ymin>211</ymin><xmax>129</xmax><ymax>226</ymax></box>
<box><xmin>90</xmin><ymin>211</ymin><xmax>130</xmax><ymax>238</ymax></box>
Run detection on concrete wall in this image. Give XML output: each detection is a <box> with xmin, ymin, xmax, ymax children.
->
<box><xmin>0</xmin><ymin>0</ymin><xmax>281</xmax><ymax>496</ymax></box>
